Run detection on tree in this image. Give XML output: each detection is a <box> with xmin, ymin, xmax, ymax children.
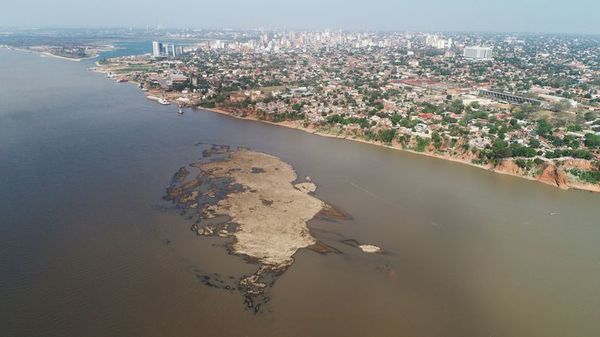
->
<box><xmin>390</xmin><ymin>113</ymin><xmax>402</xmax><ymax>126</ymax></box>
<box><xmin>490</xmin><ymin>139</ymin><xmax>512</xmax><ymax>159</ymax></box>
<box><xmin>513</xmin><ymin>110</ymin><xmax>526</xmax><ymax>120</ymax></box>
<box><xmin>584</xmin><ymin>112</ymin><xmax>596</xmax><ymax>121</ymax></box>
<box><xmin>529</xmin><ymin>138</ymin><xmax>541</xmax><ymax>148</ymax></box>
<box><xmin>537</xmin><ymin>119</ymin><xmax>553</xmax><ymax>137</ymax></box>
<box><xmin>215</xmin><ymin>94</ymin><xmax>226</xmax><ymax>103</ymax></box>
<box><xmin>584</xmin><ymin>133</ymin><xmax>600</xmax><ymax>148</ymax></box>
<box><xmin>432</xmin><ymin>132</ymin><xmax>443</xmax><ymax>149</ymax></box>
<box><xmin>510</xmin><ymin>144</ymin><xmax>537</xmax><ymax>158</ymax></box>
<box><xmin>448</xmin><ymin>99</ymin><xmax>465</xmax><ymax>113</ymax></box>
<box><xmin>415</xmin><ymin>137</ymin><xmax>430</xmax><ymax>152</ymax></box>
<box><xmin>573</xmin><ymin>149</ymin><xmax>593</xmax><ymax>160</ymax></box>
<box><xmin>377</xmin><ymin>129</ymin><xmax>397</xmax><ymax>144</ymax></box>
<box><xmin>550</xmin><ymin>99</ymin><xmax>572</xmax><ymax>112</ymax></box>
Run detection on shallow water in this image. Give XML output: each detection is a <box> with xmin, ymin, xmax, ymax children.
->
<box><xmin>2</xmin><ymin>48</ymin><xmax>600</xmax><ymax>337</ymax></box>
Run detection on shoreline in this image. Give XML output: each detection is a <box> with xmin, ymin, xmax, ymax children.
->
<box><xmin>88</xmin><ymin>55</ymin><xmax>599</xmax><ymax>194</ymax></box>
<box><xmin>197</xmin><ymin>106</ymin><xmax>600</xmax><ymax>194</ymax></box>
<box><xmin>1</xmin><ymin>44</ymin><xmax>112</xmax><ymax>62</ymax></box>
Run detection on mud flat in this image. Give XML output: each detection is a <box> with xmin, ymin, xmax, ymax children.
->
<box><xmin>165</xmin><ymin>145</ymin><xmax>336</xmax><ymax>312</ymax></box>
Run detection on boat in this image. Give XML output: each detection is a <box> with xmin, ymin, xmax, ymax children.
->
<box><xmin>178</xmin><ymin>104</ymin><xmax>184</xmax><ymax>114</ymax></box>
<box><xmin>117</xmin><ymin>78</ymin><xmax>128</xmax><ymax>83</ymax></box>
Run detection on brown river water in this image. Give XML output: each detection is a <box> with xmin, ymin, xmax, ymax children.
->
<box><xmin>1</xmin><ymin>48</ymin><xmax>600</xmax><ymax>337</ymax></box>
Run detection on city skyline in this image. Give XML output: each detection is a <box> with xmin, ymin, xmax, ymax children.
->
<box><xmin>2</xmin><ymin>0</ymin><xmax>600</xmax><ymax>35</ymax></box>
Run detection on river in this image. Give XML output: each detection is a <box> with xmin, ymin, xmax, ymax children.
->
<box><xmin>1</xmin><ymin>47</ymin><xmax>600</xmax><ymax>337</ymax></box>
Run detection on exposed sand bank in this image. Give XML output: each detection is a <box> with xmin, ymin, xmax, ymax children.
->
<box><xmin>165</xmin><ymin>145</ymin><xmax>349</xmax><ymax>312</ymax></box>
<box><xmin>194</xmin><ymin>149</ymin><xmax>323</xmax><ymax>267</ymax></box>
<box><xmin>164</xmin><ymin>145</ymin><xmax>385</xmax><ymax>312</ymax></box>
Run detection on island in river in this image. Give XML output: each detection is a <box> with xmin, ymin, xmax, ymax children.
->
<box><xmin>164</xmin><ymin>145</ymin><xmax>378</xmax><ymax>312</ymax></box>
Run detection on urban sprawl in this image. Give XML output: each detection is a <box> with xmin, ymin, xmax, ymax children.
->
<box><xmin>96</xmin><ymin>30</ymin><xmax>600</xmax><ymax>191</ymax></box>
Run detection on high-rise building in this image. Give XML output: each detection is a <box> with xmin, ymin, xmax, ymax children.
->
<box><xmin>463</xmin><ymin>46</ymin><xmax>493</xmax><ymax>60</ymax></box>
<box><xmin>167</xmin><ymin>44</ymin><xmax>176</xmax><ymax>57</ymax></box>
<box><xmin>425</xmin><ymin>34</ymin><xmax>452</xmax><ymax>49</ymax></box>
<box><xmin>152</xmin><ymin>41</ymin><xmax>163</xmax><ymax>57</ymax></box>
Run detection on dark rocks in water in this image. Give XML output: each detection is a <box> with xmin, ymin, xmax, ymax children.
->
<box><xmin>196</xmin><ymin>273</ymin><xmax>236</xmax><ymax>291</ymax></box>
<box><xmin>201</xmin><ymin>144</ymin><xmax>231</xmax><ymax>158</ymax></box>
<box><xmin>341</xmin><ymin>239</ymin><xmax>361</xmax><ymax>248</ymax></box>
<box><xmin>308</xmin><ymin>241</ymin><xmax>341</xmax><ymax>254</ymax></box>
<box><xmin>316</xmin><ymin>204</ymin><xmax>352</xmax><ymax>221</ymax></box>
<box><xmin>172</xmin><ymin>166</ymin><xmax>190</xmax><ymax>184</ymax></box>
<box><xmin>238</xmin><ymin>267</ymin><xmax>281</xmax><ymax>314</ymax></box>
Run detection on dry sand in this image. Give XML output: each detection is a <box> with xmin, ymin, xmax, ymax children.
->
<box><xmin>196</xmin><ymin>149</ymin><xmax>324</xmax><ymax>267</ymax></box>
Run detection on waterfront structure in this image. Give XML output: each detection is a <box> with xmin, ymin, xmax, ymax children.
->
<box><xmin>464</xmin><ymin>46</ymin><xmax>493</xmax><ymax>60</ymax></box>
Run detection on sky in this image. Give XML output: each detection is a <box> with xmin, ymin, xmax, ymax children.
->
<box><xmin>2</xmin><ymin>0</ymin><xmax>599</xmax><ymax>34</ymax></box>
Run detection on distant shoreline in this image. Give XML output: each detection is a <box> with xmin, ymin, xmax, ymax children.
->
<box><xmin>0</xmin><ymin>44</ymin><xmax>113</xmax><ymax>62</ymax></box>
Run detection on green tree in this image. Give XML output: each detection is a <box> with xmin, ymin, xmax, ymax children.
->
<box><xmin>537</xmin><ymin>119</ymin><xmax>553</xmax><ymax>137</ymax></box>
<box><xmin>584</xmin><ymin>133</ymin><xmax>600</xmax><ymax>148</ymax></box>
<box><xmin>529</xmin><ymin>138</ymin><xmax>541</xmax><ymax>148</ymax></box>
<box><xmin>415</xmin><ymin>137</ymin><xmax>430</xmax><ymax>152</ymax></box>
<box><xmin>390</xmin><ymin>113</ymin><xmax>401</xmax><ymax>126</ymax></box>
<box><xmin>431</xmin><ymin>132</ymin><xmax>442</xmax><ymax>149</ymax></box>
<box><xmin>448</xmin><ymin>99</ymin><xmax>465</xmax><ymax>113</ymax></box>
<box><xmin>377</xmin><ymin>129</ymin><xmax>397</xmax><ymax>144</ymax></box>
<box><xmin>490</xmin><ymin>139</ymin><xmax>512</xmax><ymax>159</ymax></box>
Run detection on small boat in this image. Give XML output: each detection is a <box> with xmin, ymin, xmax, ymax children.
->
<box><xmin>117</xmin><ymin>78</ymin><xmax>128</xmax><ymax>83</ymax></box>
<box><xmin>158</xmin><ymin>98</ymin><xmax>170</xmax><ymax>105</ymax></box>
<box><xmin>178</xmin><ymin>104</ymin><xmax>184</xmax><ymax>114</ymax></box>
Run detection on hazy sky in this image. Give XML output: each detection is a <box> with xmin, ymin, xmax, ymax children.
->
<box><xmin>2</xmin><ymin>0</ymin><xmax>599</xmax><ymax>34</ymax></box>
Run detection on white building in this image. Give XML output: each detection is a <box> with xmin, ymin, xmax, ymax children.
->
<box><xmin>463</xmin><ymin>46</ymin><xmax>493</xmax><ymax>60</ymax></box>
<box><xmin>152</xmin><ymin>41</ymin><xmax>162</xmax><ymax>57</ymax></box>
<box><xmin>425</xmin><ymin>34</ymin><xmax>452</xmax><ymax>49</ymax></box>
